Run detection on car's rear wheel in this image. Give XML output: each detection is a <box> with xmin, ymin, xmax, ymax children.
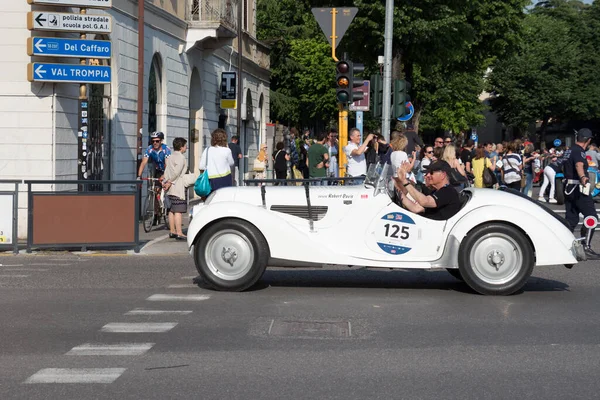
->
<box><xmin>194</xmin><ymin>219</ymin><xmax>269</xmax><ymax>291</ymax></box>
<box><xmin>458</xmin><ymin>223</ymin><xmax>534</xmax><ymax>295</ymax></box>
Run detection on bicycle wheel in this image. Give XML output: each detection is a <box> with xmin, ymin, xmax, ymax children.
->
<box><xmin>143</xmin><ymin>190</ymin><xmax>156</xmax><ymax>233</ymax></box>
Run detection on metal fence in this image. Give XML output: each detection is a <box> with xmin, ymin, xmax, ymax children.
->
<box><xmin>25</xmin><ymin>180</ymin><xmax>141</xmax><ymax>253</ymax></box>
<box><xmin>0</xmin><ymin>180</ymin><xmax>20</xmax><ymax>254</ymax></box>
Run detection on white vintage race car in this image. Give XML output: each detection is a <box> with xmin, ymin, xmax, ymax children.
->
<box><xmin>187</xmin><ymin>164</ymin><xmax>585</xmax><ymax>295</ymax></box>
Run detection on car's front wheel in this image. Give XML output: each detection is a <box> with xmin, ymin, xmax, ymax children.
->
<box><xmin>194</xmin><ymin>219</ymin><xmax>269</xmax><ymax>291</ymax></box>
<box><xmin>458</xmin><ymin>223</ymin><xmax>534</xmax><ymax>295</ymax></box>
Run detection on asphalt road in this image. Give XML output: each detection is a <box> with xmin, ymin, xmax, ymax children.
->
<box><xmin>1</xmin><ymin>253</ymin><xmax>600</xmax><ymax>400</ymax></box>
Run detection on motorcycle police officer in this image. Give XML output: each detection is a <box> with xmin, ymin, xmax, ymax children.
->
<box><xmin>563</xmin><ymin>128</ymin><xmax>599</xmax><ymax>257</ymax></box>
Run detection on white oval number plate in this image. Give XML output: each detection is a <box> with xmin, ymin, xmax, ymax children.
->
<box><xmin>375</xmin><ymin>212</ymin><xmax>416</xmax><ymax>255</ymax></box>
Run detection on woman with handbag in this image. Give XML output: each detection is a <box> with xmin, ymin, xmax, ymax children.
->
<box><xmin>501</xmin><ymin>141</ymin><xmax>523</xmax><ymax>190</ymax></box>
<box><xmin>163</xmin><ymin>137</ymin><xmax>191</xmax><ymax>240</ymax></box>
<box><xmin>198</xmin><ymin>128</ymin><xmax>235</xmax><ymax>193</ymax></box>
<box><xmin>471</xmin><ymin>145</ymin><xmax>495</xmax><ymax>188</ymax></box>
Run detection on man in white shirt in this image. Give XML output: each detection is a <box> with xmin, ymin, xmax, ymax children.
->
<box><xmin>344</xmin><ymin>128</ymin><xmax>373</xmax><ymax>184</ymax></box>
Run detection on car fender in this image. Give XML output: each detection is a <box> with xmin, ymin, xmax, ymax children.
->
<box><xmin>447</xmin><ymin>205</ymin><xmax>577</xmax><ymax>266</ymax></box>
<box><xmin>187</xmin><ymin>201</ymin><xmax>338</xmax><ymax>263</ymax></box>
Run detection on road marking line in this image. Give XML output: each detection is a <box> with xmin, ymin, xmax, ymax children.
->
<box><xmin>125</xmin><ymin>309</ymin><xmax>193</xmax><ymax>316</ymax></box>
<box><xmin>30</xmin><ymin>263</ymin><xmax>71</xmax><ymax>266</ymax></box>
<box><xmin>146</xmin><ymin>294</ymin><xmax>210</xmax><ymax>302</ymax></box>
<box><xmin>167</xmin><ymin>284</ymin><xmax>198</xmax><ymax>288</ymax></box>
<box><xmin>24</xmin><ymin>368</ymin><xmax>126</xmax><ymax>384</ymax></box>
<box><xmin>0</xmin><ymin>264</ymin><xmax>24</xmax><ymax>267</ymax></box>
<box><xmin>2</xmin><ymin>268</ymin><xmax>48</xmax><ymax>272</ymax></box>
<box><xmin>101</xmin><ymin>323</ymin><xmax>177</xmax><ymax>333</ymax></box>
<box><xmin>0</xmin><ymin>274</ymin><xmax>30</xmax><ymax>278</ymax></box>
<box><xmin>67</xmin><ymin>343</ymin><xmax>154</xmax><ymax>356</ymax></box>
<box><xmin>181</xmin><ymin>276</ymin><xmax>197</xmax><ymax>279</ymax></box>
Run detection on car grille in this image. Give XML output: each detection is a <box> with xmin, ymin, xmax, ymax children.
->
<box><xmin>269</xmin><ymin>205</ymin><xmax>328</xmax><ymax>221</ymax></box>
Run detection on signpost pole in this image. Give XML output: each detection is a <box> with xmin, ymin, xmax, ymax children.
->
<box><xmin>136</xmin><ymin>0</ymin><xmax>145</xmax><ymax>179</ymax></box>
<box><xmin>357</xmin><ymin>111</ymin><xmax>363</xmax><ymax>142</ymax></box>
<box><xmin>78</xmin><ymin>8</ymin><xmax>88</xmax><ymax>186</ymax></box>
<box><xmin>381</xmin><ymin>0</ymin><xmax>394</xmax><ymax>142</ymax></box>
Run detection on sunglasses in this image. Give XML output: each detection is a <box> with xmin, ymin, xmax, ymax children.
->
<box><xmin>435</xmin><ymin>141</ymin><xmax>443</xmax><ymax>143</ymax></box>
<box><xmin>444</xmin><ymin>140</ymin><xmax>452</xmax><ymax>143</ymax></box>
<box><xmin>152</xmin><ymin>139</ymin><xmax>161</xmax><ymax>143</ymax></box>
<box><xmin>426</xmin><ymin>151</ymin><xmax>434</xmax><ymax>154</ymax></box>
<box><xmin>425</xmin><ymin>170</ymin><xmax>441</xmax><ymax>176</ymax></box>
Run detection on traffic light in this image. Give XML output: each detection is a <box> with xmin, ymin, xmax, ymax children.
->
<box><xmin>336</xmin><ymin>60</ymin><xmax>351</xmax><ymax>104</ymax></box>
<box><xmin>336</xmin><ymin>59</ymin><xmax>365</xmax><ymax>105</ymax></box>
<box><xmin>351</xmin><ymin>62</ymin><xmax>365</xmax><ymax>103</ymax></box>
<box><xmin>371</xmin><ymin>74</ymin><xmax>383</xmax><ymax>118</ymax></box>
<box><xmin>392</xmin><ymin>79</ymin><xmax>410</xmax><ymax>119</ymax></box>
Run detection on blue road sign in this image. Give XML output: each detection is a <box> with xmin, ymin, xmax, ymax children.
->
<box><xmin>28</xmin><ymin>63</ymin><xmax>111</xmax><ymax>84</ymax></box>
<box><xmin>554</xmin><ymin>138</ymin><xmax>562</xmax><ymax>147</ymax></box>
<box><xmin>397</xmin><ymin>101</ymin><xmax>414</xmax><ymax>122</ymax></box>
<box><xmin>28</xmin><ymin>37</ymin><xmax>111</xmax><ymax>59</ymax></box>
<box><xmin>471</xmin><ymin>133</ymin><xmax>478</xmax><ymax>142</ymax></box>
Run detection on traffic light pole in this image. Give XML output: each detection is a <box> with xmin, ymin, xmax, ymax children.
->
<box><xmin>338</xmin><ymin>104</ymin><xmax>348</xmax><ymax>178</ymax></box>
<box><xmin>381</xmin><ymin>0</ymin><xmax>395</xmax><ymax>142</ymax></box>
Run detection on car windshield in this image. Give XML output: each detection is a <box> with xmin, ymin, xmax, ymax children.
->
<box><xmin>364</xmin><ymin>162</ymin><xmax>393</xmax><ymax>196</ymax></box>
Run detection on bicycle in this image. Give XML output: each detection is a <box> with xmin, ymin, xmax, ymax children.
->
<box><xmin>141</xmin><ymin>177</ymin><xmax>169</xmax><ymax>233</ymax></box>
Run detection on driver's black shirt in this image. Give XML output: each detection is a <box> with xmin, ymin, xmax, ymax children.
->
<box><xmin>423</xmin><ymin>185</ymin><xmax>462</xmax><ymax>221</ymax></box>
<box><xmin>563</xmin><ymin>144</ymin><xmax>588</xmax><ymax>179</ymax></box>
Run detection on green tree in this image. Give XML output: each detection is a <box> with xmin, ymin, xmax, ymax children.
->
<box><xmin>487</xmin><ymin>0</ymin><xmax>598</xmax><ymax>133</ymax></box>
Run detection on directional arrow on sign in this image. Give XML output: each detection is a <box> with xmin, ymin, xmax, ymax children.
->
<box><xmin>34</xmin><ymin>65</ymin><xmax>46</xmax><ymax>79</ymax></box>
<box><xmin>34</xmin><ymin>39</ymin><xmax>46</xmax><ymax>53</ymax></box>
<box><xmin>35</xmin><ymin>13</ymin><xmax>46</xmax><ymax>26</ymax></box>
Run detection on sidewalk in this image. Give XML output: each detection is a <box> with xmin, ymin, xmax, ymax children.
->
<box><xmin>138</xmin><ymin>213</ymin><xmax>191</xmax><ymax>256</ymax></box>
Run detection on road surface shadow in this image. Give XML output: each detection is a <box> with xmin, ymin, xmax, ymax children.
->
<box><xmin>251</xmin><ymin>269</ymin><xmax>569</xmax><ymax>294</ymax></box>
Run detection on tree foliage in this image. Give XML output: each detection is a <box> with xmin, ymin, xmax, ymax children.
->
<box><xmin>487</xmin><ymin>0</ymin><xmax>600</xmax><ymax>129</ymax></box>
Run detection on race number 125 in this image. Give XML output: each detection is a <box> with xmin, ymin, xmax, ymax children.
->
<box><xmin>384</xmin><ymin>223</ymin><xmax>409</xmax><ymax>240</ymax></box>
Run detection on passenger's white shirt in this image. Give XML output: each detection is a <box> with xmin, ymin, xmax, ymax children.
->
<box><xmin>199</xmin><ymin>146</ymin><xmax>234</xmax><ymax>179</ymax></box>
<box><xmin>344</xmin><ymin>142</ymin><xmax>366</xmax><ymax>177</ymax></box>
<box><xmin>390</xmin><ymin>150</ymin><xmax>416</xmax><ymax>182</ymax></box>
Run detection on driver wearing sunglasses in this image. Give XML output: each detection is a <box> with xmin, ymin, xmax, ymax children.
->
<box><xmin>394</xmin><ymin>160</ymin><xmax>462</xmax><ymax>221</ymax></box>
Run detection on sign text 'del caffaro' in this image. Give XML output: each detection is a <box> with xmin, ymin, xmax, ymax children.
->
<box><xmin>27</xmin><ymin>11</ymin><xmax>112</xmax><ymax>34</ymax></box>
<box><xmin>27</xmin><ymin>37</ymin><xmax>111</xmax><ymax>59</ymax></box>
<box><xmin>349</xmin><ymin>80</ymin><xmax>370</xmax><ymax>112</ymax></box>
<box><xmin>27</xmin><ymin>63</ymin><xmax>111</xmax><ymax>84</ymax></box>
<box><xmin>27</xmin><ymin>0</ymin><xmax>112</xmax><ymax>8</ymax></box>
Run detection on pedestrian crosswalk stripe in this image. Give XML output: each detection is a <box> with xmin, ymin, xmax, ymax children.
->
<box><xmin>67</xmin><ymin>343</ymin><xmax>155</xmax><ymax>356</ymax></box>
<box><xmin>180</xmin><ymin>276</ymin><xmax>197</xmax><ymax>279</ymax></box>
<box><xmin>101</xmin><ymin>323</ymin><xmax>177</xmax><ymax>333</ymax></box>
<box><xmin>146</xmin><ymin>294</ymin><xmax>210</xmax><ymax>301</ymax></box>
<box><xmin>125</xmin><ymin>309</ymin><xmax>193</xmax><ymax>315</ymax></box>
<box><xmin>0</xmin><ymin>274</ymin><xmax>30</xmax><ymax>278</ymax></box>
<box><xmin>24</xmin><ymin>368</ymin><xmax>126</xmax><ymax>384</ymax></box>
<box><xmin>167</xmin><ymin>284</ymin><xmax>198</xmax><ymax>288</ymax></box>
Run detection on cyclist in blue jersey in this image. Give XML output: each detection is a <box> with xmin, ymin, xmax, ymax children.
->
<box><xmin>137</xmin><ymin>131</ymin><xmax>172</xmax><ymax>178</ymax></box>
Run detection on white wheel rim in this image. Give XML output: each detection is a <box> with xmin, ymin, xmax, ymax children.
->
<box><xmin>469</xmin><ymin>232</ymin><xmax>522</xmax><ymax>285</ymax></box>
<box><xmin>204</xmin><ymin>229</ymin><xmax>255</xmax><ymax>281</ymax></box>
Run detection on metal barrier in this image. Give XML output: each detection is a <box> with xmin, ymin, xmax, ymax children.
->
<box><xmin>25</xmin><ymin>180</ymin><xmax>141</xmax><ymax>253</ymax></box>
<box><xmin>0</xmin><ymin>180</ymin><xmax>20</xmax><ymax>254</ymax></box>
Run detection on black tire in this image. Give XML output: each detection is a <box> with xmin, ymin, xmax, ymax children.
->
<box><xmin>458</xmin><ymin>223</ymin><xmax>534</xmax><ymax>295</ymax></box>
<box><xmin>194</xmin><ymin>219</ymin><xmax>269</xmax><ymax>291</ymax></box>
<box><xmin>142</xmin><ymin>193</ymin><xmax>155</xmax><ymax>233</ymax></box>
<box><xmin>446</xmin><ymin>268</ymin><xmax>463</xmax><ymax>281</ymax></box>
<box><xmin>555</xmin><ymin>178</ymin><xmax>565</xmax><ymax>205</ymax></box>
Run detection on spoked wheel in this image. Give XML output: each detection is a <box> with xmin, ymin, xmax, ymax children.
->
<box><xmin>458</xmin><ymin>223</ymin><xmax>534</xmax><ymax>295</ymax></box>
<box><xmin>142</xmin><ymin>192</ymin><xmax>155</xmax><ymax>233</ymax></box>
<box><xmin>194</xmin><ymin>219</ymin><xmax>269</xmax><ymax>291</ymax></box>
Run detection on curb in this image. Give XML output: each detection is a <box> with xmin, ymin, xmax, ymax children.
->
<box><xmin>139</xmin><ymin>233</ymin><xmax>170</xmax><ymax>254</ymax></box>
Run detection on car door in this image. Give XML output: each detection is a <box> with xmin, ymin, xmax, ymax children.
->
<box><xmin>362</xmin><ymin>202</ymin><xmax>447</xmax><ymax>262</ymax></box>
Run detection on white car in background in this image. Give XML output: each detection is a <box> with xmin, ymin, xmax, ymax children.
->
<box><xmin>187</xmin><ymin>164</ymin><xmax>585</xmax><ymax>295</ymax></box>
